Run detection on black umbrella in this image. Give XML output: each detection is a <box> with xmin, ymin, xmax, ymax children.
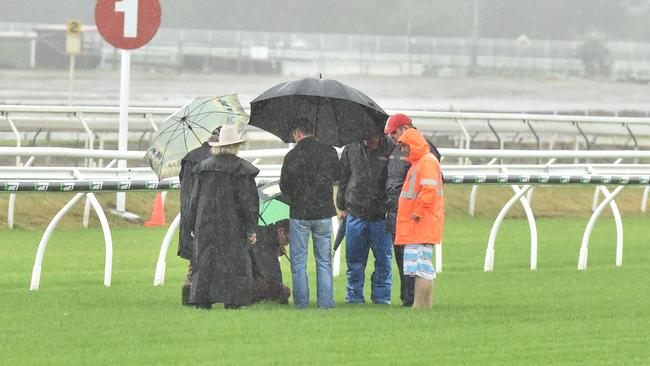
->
<box><xmin>249</xmin><ymin>77</ymin><xmax>388</xmax><ymax>147</ymax></box>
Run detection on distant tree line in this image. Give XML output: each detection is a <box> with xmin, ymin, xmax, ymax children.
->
<box><xmin>2</xmin><ymin>0</ymin><xmax>649</xmax><ymax>42</ymax></box>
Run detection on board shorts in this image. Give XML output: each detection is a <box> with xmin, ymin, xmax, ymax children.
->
<box><xmin>403</xmin><ymin>244</ymin><xmax>436</xmax><ymax>280</ymax></box>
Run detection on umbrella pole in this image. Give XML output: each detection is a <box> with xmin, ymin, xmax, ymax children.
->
<box><xmin>187</xmin><ymin>126</ymin><xmax>203</xmax><ymax>144</ymax></box>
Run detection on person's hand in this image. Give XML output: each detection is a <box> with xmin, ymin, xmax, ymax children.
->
<box><xmin>190</xmin><ymin>231</ymin><xmax>195</xmax><ymax>238</ymax></box>
<box><xmin>278</xmin><ymin>243</ymin><xmax>288</xmax><ymax>257</ymax></box>
<box><xmin>247</xmin><ymin>233</ymin><xmax>257</xmax><ymax>246</ymax></box>
<box><xmin>411</xmin><ymin>214</ymin><xmax>420</xmax><ymax>223</ymax></box>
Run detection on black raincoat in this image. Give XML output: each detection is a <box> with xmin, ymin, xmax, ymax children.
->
<box><xmin>280</xmin><ymin>136</ymin><xmax>340</xmax><ymax>220</ymax></box>
<box><xmin>178</xmin><ymin>142</ymin><xmax>212</xmax><ymax>260</ymax></box>
<box><xmin>187</xmin><ymin>154</ymin><xmax>260</xmax><ymax>306</ymax></box>
<box><xmin>385</xmin><ymin>138</ymin><xmax>441</xmax><ymax>233</ymax></box>
<box><xmin>337</xmin><ymin>137</ymin><xmax>393</xmax><ymax>221</ymax></box>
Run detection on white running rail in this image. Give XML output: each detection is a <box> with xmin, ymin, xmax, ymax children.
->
<box><xmin>2</xmin><ymin>147</ymin><xmax>649</xmax><ymax>289</ymax></box>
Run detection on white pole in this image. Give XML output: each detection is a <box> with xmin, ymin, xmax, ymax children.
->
<box><xmin>30</xmin><ymin>39</ymin><xmax>36</xmax><ymax>68</ymax></box>
<box><xmin>332</xmin><ymin>216</ymin><xmax>341</xmax><ymax>277</ymax></box>
<box><xmin>161</xmin><ymin>190</ymin><xmax>168</xmax><ymax>207</ymax></box>
<box><xmin>116</xmin><ymin>50</ymin><xmax>131</xmax><ymax>212</ymax></box>
<box><xmin>68</xmin><ymin>54</ymin><xmax>75</xmax><ymax>105</ymax></box>
<box><xmin>83</xmin><ymin>197</ymin><xmax>92</xmax><ymax>227</ymax></box>
<box><xmin>7</xmin><ymin>156</ymin><xmax>35</xmax><ymax>229</ymax></box>
<box><xmin>468</xmin><ymin>185</ymin><xmax>478</xmax><ymax>217</ymax></box>
<box><xmin>8</xmin><ymin>194</ymin><xmax>15</xmax><ymax>229</ymax></box>
<box><xmin>6</xmin><ymin>116</ymin><xmax>21</xmax><ymax>166</ymax></box>
<box><xmin>455</xmin><ymin>118</ymin><xmax>471</xmax><ymax>165</ymax></box>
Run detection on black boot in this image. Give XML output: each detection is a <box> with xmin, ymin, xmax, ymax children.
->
<box><xmin>182</xmin><ymin>286</ymin><xmax>190</xmax><ymax>306</ymax></box>
<box><xmin>402</xmin><ymin>276</ymin><xmax>415</xmax><ymax>307</ymax></box>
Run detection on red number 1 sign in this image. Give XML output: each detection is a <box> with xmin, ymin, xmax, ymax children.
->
<box><xmin>95</xmin><ymin>0</ymin><xmax>161</xmax><ymax>50</ymax></box>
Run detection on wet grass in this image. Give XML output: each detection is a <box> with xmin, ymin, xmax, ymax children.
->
<box><xmin>1</xmin><ymin>217</ymin><xmax>649</xmax><ymax>365</ymax></box>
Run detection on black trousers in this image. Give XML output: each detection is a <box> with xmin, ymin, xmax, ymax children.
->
<box><xmin>391</xmin><ymin>233</ymin><xmax>415</xmax><ymax>307</ymax></box>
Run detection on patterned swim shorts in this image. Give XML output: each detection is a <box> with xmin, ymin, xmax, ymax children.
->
<box><xmin>403</xmin><ymin>244</ymin><xmax>436</xmax><ymax>280</ymax></box>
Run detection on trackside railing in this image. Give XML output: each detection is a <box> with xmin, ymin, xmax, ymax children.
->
<box><xmin>1</xmin><ymin>147</ymin><xmax>649</xmax><ymax>290</ymax></box>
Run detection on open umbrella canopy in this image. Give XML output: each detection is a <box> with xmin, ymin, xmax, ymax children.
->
<box><xmin>258</xmin><ymin>180</ymin><xmax>289</xmax><ymax>225</ymax></box>
<box><xmin>249</xmin><ymin>77</ymin><xmax>388</xmax><ymax>147</ymax></box>
<box><xmin>145</xmin><ymin>95</ymin><xmax>249</xmax><ymax>180</ymax></box>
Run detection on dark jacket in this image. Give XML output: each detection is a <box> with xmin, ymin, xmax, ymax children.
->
<box><xmin>187</xmin><ymin>154</ymin><xmax>260</xmax><ymax>306</ymax></box>
<box><xmin>385</xmin><ymin>138</ymin><xmax>441</xmax><ymax>233</ymax></box>
<box><xmin>336</xmin><ymin>138</ymin><xmax>393</xmax><ymax>221</ymax></box>
<box><xmin>178</xmin><ymin>142</ymin><xmax>212</xmax><ymax>260</ymax></box>
<box><xmin>280</xmin><ymin>136</ymin><xmax>340</xmax><ymax>220</ymax></box>
<box><xmin>250</xmin><ymin>224</ymin><xmax>290</xmax><ymax>304</ymax></box>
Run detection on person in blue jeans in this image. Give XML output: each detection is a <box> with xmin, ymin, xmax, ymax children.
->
<box><xmin>337</xmin><ymin>134</ymin><xmax>393</xmax><ymax>304</ymax></box>
<box><xmin>280</xmin><ymin>117</ymin><xmax>341</xmax><ymax>309</ymax></box>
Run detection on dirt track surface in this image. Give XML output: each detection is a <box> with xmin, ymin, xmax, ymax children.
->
<box><xmin>1</xmin><ymin>70</ymin><xmax>649</xmax><ymax>114</ymax></box>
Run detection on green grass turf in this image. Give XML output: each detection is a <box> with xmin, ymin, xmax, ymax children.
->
<box><xmin>1</xmin><ymin>217</ymin><xmax>649</xmax><ymax>365</ymax></box>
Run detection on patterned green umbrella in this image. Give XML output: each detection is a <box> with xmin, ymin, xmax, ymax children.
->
<box><xmin>145</xmin><ymin>95</ymin><xmax>249</xmax><ymax>180</ymax></box>
<box><xmin>258</xmin><ymin>180</ymin><xmax>289</xmax><ymax>225</ymax></box>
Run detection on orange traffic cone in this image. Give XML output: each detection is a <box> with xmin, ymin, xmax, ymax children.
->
<box><xmin>144</xmin><ymin>192</ymin><xmax>166</xmax><ymax>227</ymax></box>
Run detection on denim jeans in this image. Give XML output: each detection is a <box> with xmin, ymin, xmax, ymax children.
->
<box><xmin>289</xmin><ymin>218</ymin><xmax>335</xmax><ymax>309</ymax></box>
<box><xmin>345</xmin><ymin>215</ymin><xmax>392</xmax><ymax>304</ymax></box>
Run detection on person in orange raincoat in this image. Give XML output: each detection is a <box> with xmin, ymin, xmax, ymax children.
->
<box><xmin>394</xmin><ymin>129</ymin><xmax>444</xmax><ymax>309</ymax></box>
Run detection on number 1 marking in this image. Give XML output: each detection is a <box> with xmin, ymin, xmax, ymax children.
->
<box><xmin>115</xmin><ymin>0</ymin><xmax>139</xmax><ymax>38</ymax></box>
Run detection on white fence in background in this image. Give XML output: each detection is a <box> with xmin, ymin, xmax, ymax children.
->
<box><xmin>3</xmin><ymin>106</ymin><xmax>650</xmax><ymax>166</ymax></box>
<box><xmin>1</xmin><ymin>147</ymin><xmax>649</xmax><ymax>290</ymax></box>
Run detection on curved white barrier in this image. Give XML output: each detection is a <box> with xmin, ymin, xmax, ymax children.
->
<box><xmin>484</xmin><ymin>185</ymin><xmax>533</xmax><ymax>272</ymax></box>
<box><xmin>30</xmin><ymin>193</ymin><xmax>85</xmax><ymax>290</ymax></box>
<box><xmin>30</xmin><ymin>192</ymin><xmax>113</xmax><ymax>291</ymax></box>
<box><xmin>153</xmin><ymin>213</ymin><xmax>181</xmax><ymax>286</ymax></box>
<box><xmin>578</xmin><ymin>186</ymin><xmax>626</xmax><ymax>270</ymax></box>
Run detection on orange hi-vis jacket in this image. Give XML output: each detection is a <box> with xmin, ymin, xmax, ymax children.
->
<box><xmin>394</xmin><ymin>129</ymin><xmax>444</xmax><ymax>245</ymax></box>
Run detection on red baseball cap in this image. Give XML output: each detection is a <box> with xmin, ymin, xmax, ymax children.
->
<box><xmin>384</xmin><ymin>113</ymin><xmax>412</xmax><ymax>135</ymax></box>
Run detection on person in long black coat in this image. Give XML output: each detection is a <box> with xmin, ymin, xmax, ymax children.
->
<box><xmin>178</xmin><ymin>128</ymin><xmax>220</xmax><ymax>305</ymax></box>
<box><xmin>186</xmin><ymin>125</ymin><xmax>260</xmax><ymax>309</ymax></box>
